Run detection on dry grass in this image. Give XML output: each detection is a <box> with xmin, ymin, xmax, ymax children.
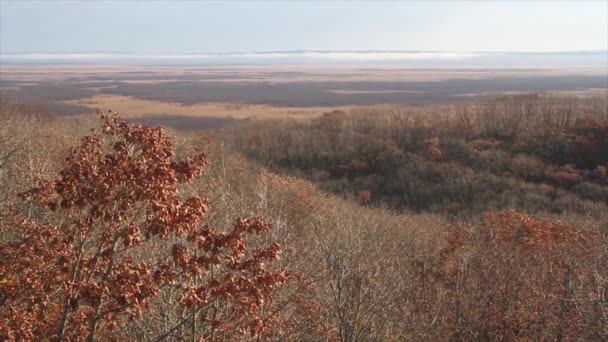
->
<box><xmin>60</xmin><ymin>94</ymin><xmax>360</xmax><ymax>119</ymax></box>
<box><xmin>329</xmin><ymin>89</ymin><xmax>423</xmax><ymax>94</ymax></box>
<box><xmin>545</xmin><ymin>87</ymin><xmax>608</xmax><ymax>98</ymax></box>
<box><xmin>454</xmin><ymin>88</ymin><xmax>608</xmax><ymax>98</ymax></box>
<box><xmin>2</xmin><ymin>64</ymin><xmax>604</xmax><ymax>83</ymax></box>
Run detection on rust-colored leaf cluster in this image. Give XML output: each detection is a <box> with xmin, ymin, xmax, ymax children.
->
<box><xmin>0</xmin><ymin>112</ymin><xmax>314</xmax><ymax>341</ymax></box>
<box><xmin>438</xmin><ymin>210</ymin><xmax>605</xmax><ymax>339</ymax></box>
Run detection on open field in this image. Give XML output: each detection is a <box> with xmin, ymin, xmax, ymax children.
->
<box><xmin>1</xmin><ymin>64</ymin><xmax>604</xmax><ymax>82</ymax></box>
<box><xmin>60</xmin><ymin>94</ymin><xmax>356</xmax><ymax>119</ymax></box>
<box><xmin>1</xmin><ymin>64</ymin><xmax>607</xmax><ymax>129</ymax></box>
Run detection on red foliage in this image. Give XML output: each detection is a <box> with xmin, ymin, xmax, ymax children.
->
<box><xmin>468</xmin><ymin>138</ymin><xmax>501</xmax><ymax>152</ymax></box>
<box><xmin>0</xmin><ymin>112</ymin><xmax>319</xmax><ymax>341</ymax></box>
<box><xmin>439</xmin><ymin>211</ymin><xmax>605</xmax><ymax>340</ymax></box>
<box><xmin>544</xmin><ymin>164</ymin><xmax>583</xmax><ymax>187</ymax></box>
<box><xmin>338</xmin><ymin>159</ymin><xmax>372</xmax><ymax>178</ymax></box>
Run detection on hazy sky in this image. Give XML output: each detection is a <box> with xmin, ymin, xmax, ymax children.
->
<box><xmin>1</xmin><ymin>1</ymin><xmax>606</xmax><ymax>53</ymax></box>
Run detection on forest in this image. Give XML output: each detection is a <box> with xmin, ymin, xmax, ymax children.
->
<box><xmin>1</xmin><ymin>94</ymin><xmax>607</xmax><ymax>341</ymax></box>
<box><xmin>233</xmin><ymin>95</ymin><xmax>608</xmax><ymax>215</ymax></box>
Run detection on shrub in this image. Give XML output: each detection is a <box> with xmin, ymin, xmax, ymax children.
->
<box><xmin>439</xmin><ymin>211</ymin><xmax>606</xmax><ymax>340</ymax></box>
<box><xmin>510</xmin><ymin>153</ymin><xmax>545</xmax><ymax>181</ymax></box>
<box><xmin>545</xmin><ymin>164</ymin><xmax>583</xmax><ymax>187</ymax></box>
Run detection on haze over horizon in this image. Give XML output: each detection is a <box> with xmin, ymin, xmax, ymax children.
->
<box><xmin>1</xmin><ymin>1</ymin><xmax>607</xmax><ymax>55</ymax></box>
<box><xmin>2</xmin><ymin>51</ymin><xmax>606</xmax><ymax>68</ymax></box>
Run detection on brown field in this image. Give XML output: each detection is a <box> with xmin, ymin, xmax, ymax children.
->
<box><xmin>1</xmin><ymin>64</ymin><xmax>606</xmax><ymax>128</ymax></box>
<box><xmin>454</xmin><ymin>88</ymin><xmax>608</xmax><ymax>98</ymax></box>
<box><xmin>60</xmin><ymin>93</ymin><xmax>357</xmax><ymax>120</ymax></box>
<box><xmin>1</xmin><ymin>64</ymin><xmax>604</xmax><ymax>82</ymax></box>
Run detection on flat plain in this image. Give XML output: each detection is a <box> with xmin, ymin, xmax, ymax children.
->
<box><xmin>1</xmin><ymin>64</ymin><xmax>606</xmax><ymax>128</ymax></box>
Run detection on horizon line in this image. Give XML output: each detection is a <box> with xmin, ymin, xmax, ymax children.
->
<box><xmin>2</xmin><ymin>49</ymin><xmax>608</xmax><ymax>55</ymax></box>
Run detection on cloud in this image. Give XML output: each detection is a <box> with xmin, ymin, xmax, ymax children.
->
<box><xmin>0</xmin><ymin>51</ymin><xmax>490</xmax><ymax>62</ymax></box>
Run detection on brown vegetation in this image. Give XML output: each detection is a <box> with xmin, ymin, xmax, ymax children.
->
<box><xmin>0</xmin><ymin>111</ymin><xmax>324</xmax><ymax>341</ymax></box>
<box><xmin>1</xmin><ymin>95</ymin><xmax>607</xmax><ymax>340</ymax></box>
<box><xmin>233</xmin><ymin>95</ymin><xmax>608</xmax><ymax>216</ymax></box>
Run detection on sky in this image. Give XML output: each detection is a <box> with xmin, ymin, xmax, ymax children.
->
<box><xmin>1</xmin><ymin>1</ymin><xmax>607</xmax><ymax>54</ymax></box>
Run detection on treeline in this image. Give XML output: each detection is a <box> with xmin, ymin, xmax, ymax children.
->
<box><xmin>1</xmin><ymin>98</ymin><xmax>607</xmax><ymax>340</ymax></box>
<box><xmin>232</xmin><ymin>94</ymin><xmax>608</xmax><ymax>216</ymax></box>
